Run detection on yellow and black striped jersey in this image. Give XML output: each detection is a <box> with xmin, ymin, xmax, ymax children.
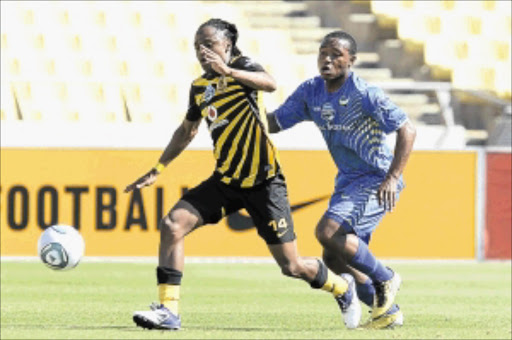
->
<box><xmin>186</xmin><ymin>56</ymin><xmax>280</xmax><ymax>188</ymax></box>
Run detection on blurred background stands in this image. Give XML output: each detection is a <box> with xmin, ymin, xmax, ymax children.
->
<box><xmin>1</xmin><ymin>0</ymin><xmax>510</xmax><ymax>148</ymax></box>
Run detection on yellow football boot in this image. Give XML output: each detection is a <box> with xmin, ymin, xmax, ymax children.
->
<box><xmin>371</xmin><ymin>270</ymin><xmax>402</xmax><ymax>319</ymax></box>
<box><xmin>361</xmin><ymin>309</ymin><xmax>403</xmax><ymax>329</ymax></box>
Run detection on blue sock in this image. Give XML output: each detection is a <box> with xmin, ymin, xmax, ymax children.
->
<box><xmin>348</xmin><ymin>240</ymin><xmax>392</xmax><ymax>283</ymax></box>
<box><xmin>356</xmin><ymin>279</ymin><xmax>375</xmax><ymax>307</ymax></box>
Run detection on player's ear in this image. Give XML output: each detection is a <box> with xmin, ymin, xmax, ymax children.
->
<box><xmin>225</xmin><ymin>40</ymin><xmax>232</xmax><ymax>54</ymax></box>
<box><xmin>350</xmin><ymin>54</ymin><xmax>357</xmax><ymax>65</ymax></box>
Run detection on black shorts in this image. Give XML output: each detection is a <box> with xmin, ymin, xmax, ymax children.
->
<box><xmin>181</xmin><ymin>173</ymin><xmax>296</xmax><ymax>245</ymax></box>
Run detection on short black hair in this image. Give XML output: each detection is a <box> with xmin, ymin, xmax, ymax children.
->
<box><xmin>321</xmin><ymin>31</ymin><xmax>357</xmax><ymax>56</ymax></box>
<box><xmin>197</xmin><ymin>18</ymin><xmax>242</xmax><ymax>56</ymax></box>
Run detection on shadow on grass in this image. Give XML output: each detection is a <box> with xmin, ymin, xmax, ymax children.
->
<box><xmin>4</xmin><ymin>324</ymin><xmax>136</xmax><ymax>331</ymax></box>
<box><xmin>5</xmin><ymin>323</ymin><xmax>342</xmax><ymax>333</ymax></box>
<box><xmin>184</xmin><ymin>324</ymin><xmax>341</xmax><ymax>332</ymax></box>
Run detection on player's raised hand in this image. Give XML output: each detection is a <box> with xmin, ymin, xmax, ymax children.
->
<box><xmin>200</xmin><ymin>44</ymin><xmax>231</xmax><ymax>76</ymax></box>
<box><xmin>124</xmin><ymin>168</ymin><xmax>159</xmax><ymax>193</ymax></box>
<box><xmin>377</xmin><ymin>175</ymin><xmax>398</xmax><ymax>211</ymax></box>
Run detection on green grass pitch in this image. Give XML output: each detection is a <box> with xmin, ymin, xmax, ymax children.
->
<box><xmin>1</xmin><ymin>260</ymin><xmax>511</xmax><ymax>339</ymax></box>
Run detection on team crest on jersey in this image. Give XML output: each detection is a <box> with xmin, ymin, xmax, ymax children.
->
<box><xmin>321</xmin><ymin>103</ymin><xmax>336</xmax><ymax>122</ymax></box>
<box><xmin>339</xmin><ymin>96</ymin><xmax>349</xmax><ymax>106</ymax></box>
<box><xmin>207</xmin><ymin>105</ymin><xmax>218</xmax><ymax>121</ymax></box>
<box><xmin>203</xmin><ymin>84</ymin><xmax>215</xmax><ymax>103</ymax></box>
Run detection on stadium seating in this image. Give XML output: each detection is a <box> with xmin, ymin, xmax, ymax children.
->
<box><xmin>1</xmin><ymin>0</ymin><xmax>509</xmax><ymax>139</ymax></box>
<box><xmin>370</xmin><ymin>0</ymin><xmax>511</xmax><ymax>100</ymax></box>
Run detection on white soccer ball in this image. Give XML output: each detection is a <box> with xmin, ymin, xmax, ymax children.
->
<box><xmin>37</xmin><ymin>225</ymin><xmax>85</xmax><ymax>270</ymax></box>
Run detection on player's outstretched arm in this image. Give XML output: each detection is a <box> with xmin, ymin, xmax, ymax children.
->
<box><xmin>124</xmin><ymin>119</ymin><xmax>201</xmax><ymax>193</ymax></box>
<box><xmin>377</xmin><ymin>120</ymin><xmax>417</xmax><ymax>210</ymax></box>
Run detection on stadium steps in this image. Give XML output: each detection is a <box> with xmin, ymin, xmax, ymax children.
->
<box><xmin>293</xmin><ymin>40</ymin><xmax>380</xmax><ymax>65</ymax></box>
<box><xmin>300</xmin><ymin>0</ymin><xmax>456</xmax><ymax>136</ymax></box>
<box><xmin>351</xmin><ymin>67</ymin><xmax>391</xmax><ymax>81</ymax></box>
<box><xmin>388</xmin><ymin>94</ymin><xmax>441</xmax><ymax>122</ymax></box>
<box><xmin>232</xmin><ymin>1</ymin><xmax>308</xmax><ymax>16</ymax></box>
<box><xmin>465</xmin><ymin>129</ymin><xmax>489</xmax><ymax>146</ymax></box>
<box><xmin>246</xmin><ymin>16</ymin><xmax>321</xmax><ymax>29</ymax></box>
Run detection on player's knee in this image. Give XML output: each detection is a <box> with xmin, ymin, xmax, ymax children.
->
<box><xmin>160</xmin><ymin>213</ymin><xmax>186</xmax><ymax>242</ymax></box>
<box><xmin>322</xmin><ymin>251</ymin><xmax>337</xmax><ymax>269</ymax></box>
<box><xmin>315</xmin><ymin>218</ymin><xmax>347</xmax><ymax>248</ymax></box>
<box><xmin>315</xmin><ymin>222</ymin><xmax>334</xmax><ymax>247</ymax></box>
<box><xmin>315</xmin><ymin>227</ymin><xmax>328</xmax><ymax>246</ymax></box>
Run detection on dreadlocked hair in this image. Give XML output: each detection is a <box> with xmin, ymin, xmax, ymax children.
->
<box><xmin>198</xmin><ymin>18</ymin><xmax>242</xmax><ymax>56</ymax></box>
<box><xmin>322</xmin><ymin>30</ymin><xmax>357</xmax><ymax>56</ymax></box>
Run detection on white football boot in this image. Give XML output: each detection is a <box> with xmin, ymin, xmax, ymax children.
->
<box><xmin>335</xmin><ymin>273</ymin><xmax>362</xmax><ymax>329</ymax></box>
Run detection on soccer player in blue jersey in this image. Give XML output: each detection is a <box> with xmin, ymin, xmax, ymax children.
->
<box><xmin>267</xmin><ymin>31</ymin><xmax>417</xmax><ymax>329</ymax></box>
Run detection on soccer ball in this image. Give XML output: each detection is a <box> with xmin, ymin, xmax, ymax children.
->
<box><xmin>37</xmin><ymin>225</ymin><xmax>85</xmax><ymax>270</ymax></box>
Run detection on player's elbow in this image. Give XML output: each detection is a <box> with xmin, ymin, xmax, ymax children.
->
<box><xmin>263</xmin><ymin>81</ymin><xmax>276</xmax><ymax>93</ymax></box>
<box><xmin>400</xmin><ymin>120</ymin><xmax>417</xmax><ymax>143</ymax></box>
<box><xmin>262</xmin><ymin>74</ymin><xmax>277</xmax><ymax>92</ymax></box>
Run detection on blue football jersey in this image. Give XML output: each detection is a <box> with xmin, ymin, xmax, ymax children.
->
<box><xmin>274</xmin><ymin>72</ymin><xmax>408</xmax><ymax>187</ymax></box>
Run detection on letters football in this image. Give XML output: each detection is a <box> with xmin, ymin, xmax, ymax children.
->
<box><xmin>37</xmin><ymin>225</ymin><xmax>85</xmax><ymax>270</ymax></box>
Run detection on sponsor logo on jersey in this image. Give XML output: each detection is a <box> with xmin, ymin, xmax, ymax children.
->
<box><xmin>203</xmin><ymin>84</ymin><xmax>215</xmax><ymax>103</ymax></box>
<box><xmin>320</xmin><ymin>102</ymin><xmax>336</xmax><ymax>122</ymax></box>
<box><xmin>339</xmin><ymin>96</ymin><xmax>349</xmax><ymax>106</ymax></box>
<box><xmin>207</xmin><ymin>105</ymin><xmax>218</xmax><ymax>121</ymax></box>
<box><xmin>209</xmin><ymin>119</ymin><xmax>229</xmax><ymax>133</ymax></box>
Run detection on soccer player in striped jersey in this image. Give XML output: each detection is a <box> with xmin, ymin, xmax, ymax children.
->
<box><xmin>267</xmin><ymin>31</ymin><xmax>417</xmax><ymax>329</ymax></box>
<box><xmin>125</xmin><ymin>19</ymin><xmax>360</xmax><ymax>331</ymax></box>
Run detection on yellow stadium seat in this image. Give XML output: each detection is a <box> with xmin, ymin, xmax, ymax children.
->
<box><xmin>423</xmin><ymin>37</ymin><xmax>462</xmax><ymax>70</ymax></box>
<box><xmin>494</xmin><ymin>61</ymin><xmax>512</xmax><ymax>99</ymax></box>
<box><xmin>64</xmin><ymin>82</ymin><xmax>124</xmax><ymax>123</ymax></box>
<box><xmin>58</xmin><ymin>1</ymin><xmax>96</xmax><ymax>28</ymax></box>
<box><xmin>0</xmin><ymin>79</ymin><xmax>18</xmax><ymax>120</ymax></box>
<box><xmin>493</xmin><ymin>0</ymin><xmax>512</xmax><ymax>14</ymax></box>
<box><xmin>397</xmin><ymin>14</ymin><xmax>441</xmax><ymax>44</ymax></box>
<box><xmin>159</xmin><ymin>1</ymin><xmax>202</xmax><ymax>31</ymax></box>
<box><xmin>452</xmin><ymin>61</ymin><xmax>495</xmax><ymax>92</ymax></box>
<box><xmin>481</xmin><ymin>13</ymin><xmax>511</xmax><ymax>42</ymax></box>
<box><xmin>0</xmin><ymin>29</ymin><xmax>37</xmax><ymax>55</ymax></box>
<box><xmin>370</xmin><ymin>0</ymin><xmax>404</xmax><ymax>20</ymax></box>
<box><xmin>201</xmin><ymin>2</ymin><xmax>249</xmax><ymax>30</ymax></box>
<box><xmin>463</xmin><ymin>37</ymin><xmax>511</xmax><ymax>64</ymax></box>
<box><xmin>120</xmin><ymin>82</ymin><xmax>183</xmax><ymax>124</ymax></box>
<box><xmin>243</xmin><ymin>29</ymin><xmax>294</xmax><ymax>60</ymax></box>
<box><xmin>437</xmin><ymin>12</ymin><xmax>483</xmax><ymax>40</ymax></box>
<box><xmin>10</xmin><ymin>81</ymin><xmax>65</xmax><ymax>121</ymax></box>
<box><xmin>8</xmin><ymin>54</ymin><xmax>56</xmax><ymax>80</ymax></box>
<box><xmin>92</xmin><ymin>1</ymin><xmax>131</xmax><ymax>34</ymax></box>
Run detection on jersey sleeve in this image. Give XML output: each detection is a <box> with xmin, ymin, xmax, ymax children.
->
<box><xmin>185</xmin><ymin>85</ymin><xmax>202</xmax><ymax>121</ymax></box>
<box><xmin>229</xmin><ymin>56</ymin><xmax>265</xmax><ymax>72</ymax></box>
<box><xmin>364</xmin><ymin>87</ymin><xmax>408</xmax><ymax>133</ymax></box>
<box><xmin>273</xmin><ymin>82</ymin><xmax>311</xmax><ymax>130</ymax></box>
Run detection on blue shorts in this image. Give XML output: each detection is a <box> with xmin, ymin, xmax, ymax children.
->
<box><xmin>324</xmin><ymin>175</ymin><xmax>402</xmax><ymax>245</ymax></box>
